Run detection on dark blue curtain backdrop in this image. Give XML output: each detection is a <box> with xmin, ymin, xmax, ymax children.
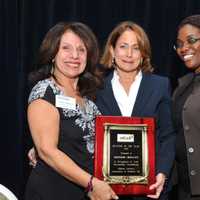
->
<box><xmin>0</xmin><ymin>0</ymin><xmax>200</xmax><ymax>199</ymax></box>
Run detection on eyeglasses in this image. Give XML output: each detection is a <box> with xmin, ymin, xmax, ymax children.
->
<box><xmin>174</xmin><ymin>37</ymin><xmax>200</xmax><ymax>50</ymax></box>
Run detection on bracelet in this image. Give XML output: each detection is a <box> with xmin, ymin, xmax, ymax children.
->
<box><xmin>85</xmin><ymin>176</ymin><xmax>94</xmax><ymax>193</ymax></box>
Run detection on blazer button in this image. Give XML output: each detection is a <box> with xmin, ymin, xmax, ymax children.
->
<box><xmin>188</xmin><ymin>147</ymin><xmax>194</xmax><ymax>153</ymax></box>
<box><xmin>184</xmin><ymin>125</ymin><xmax>190</xmax><ymax>131</ymax></box>
<box><xmin>190</xmin><ymin>170</ymin><xmax>196</xmax><ymax>176</ymax></box>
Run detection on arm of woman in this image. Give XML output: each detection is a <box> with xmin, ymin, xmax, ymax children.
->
<box><xmin>28</xmin><ymin>99</ymin><xmax>91</xmax><ymax>187</ymax></box>
<box><xmin>28</xmin><ymin>99</ymin><xmax>118</xmax><ymax>200</ymax></box>
<box><xmin>148</xmin><ymin>78</ymin><xmax>176</xmax><ymax>199</ymax></box>
<box><xmin>155</xmin><ymin>78</ymin><xmax>176</xmax><ymax>177</ymax></box>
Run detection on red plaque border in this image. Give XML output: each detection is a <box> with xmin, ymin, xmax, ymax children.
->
<box><xmin>94</xmin><ymin>115</ymin><xmax>156</xmax><ymax>195</ymax></box>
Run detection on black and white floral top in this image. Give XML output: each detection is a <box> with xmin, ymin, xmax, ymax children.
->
<box><xmin>28</xmin><ymin>78</ymin><xmax>101</xmax><ymax>174</ymax></box>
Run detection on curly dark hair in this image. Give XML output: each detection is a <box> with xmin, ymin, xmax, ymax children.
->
<box><xmin>29</xmin><ymin>21</ymin><xmax>102</xmax><ymax>100</ymax></box>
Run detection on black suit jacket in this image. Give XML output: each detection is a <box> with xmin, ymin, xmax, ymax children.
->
<box><xmin>173</xmin><ymin>73</ymin><xmax>200</xmax><ymax>196</ymax></box>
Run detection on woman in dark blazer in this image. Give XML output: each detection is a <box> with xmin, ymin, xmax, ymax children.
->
<box><xmin>173</xmin><ymin>15</ymin><xmax>200</xmax><ymax>200</ymax></box>
<box><xmin>95</xmin><ymin>21</ymin><xmax>175</xmax><ymax>200</ymax></box>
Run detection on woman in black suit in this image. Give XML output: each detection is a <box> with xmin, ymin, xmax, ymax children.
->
<box><xmin>95</xmin><ymin>21</ymin><xmax>175</xmax><ymax>200</ymax></box>
<box><xmin>173</xmin><ymin>15</ymin><xmax>200</xmax><ymax>200</ymax></box>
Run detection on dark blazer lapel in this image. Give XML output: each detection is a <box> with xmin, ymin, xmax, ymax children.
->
<box><xmin>101</xmin><ymin>72</ymin><xmax>122</xmax><ymax>116</ymax></box>
<box><xmin>132</xmin><ymin>73</ymin><xmax>154</xmax><ymax>116</ymax></box>
<box><xmin>173</xmin><ymin>73</ymin><xmax>194</xmax><ymax>100</ymax></box>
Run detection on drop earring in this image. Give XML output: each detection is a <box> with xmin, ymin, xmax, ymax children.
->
<box><xmin>140</xmin><ymin>58</ymin><xmax>143</xmax><ymax>66</ymax></box>
<box><xmin>51</xmin><ymin>59</ymin><xmax>55</xmax><ymax>74</ymax></box>
<box><xmin>112</xmin><ymin>57</ymin><xmax>116</xmax><ymax>68</ymax></box>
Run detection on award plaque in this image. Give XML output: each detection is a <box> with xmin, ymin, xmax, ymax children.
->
<box><xmin>94</xmin><ymin>115</ymin><xmax>156</xmax><ymax>195</ymax></box>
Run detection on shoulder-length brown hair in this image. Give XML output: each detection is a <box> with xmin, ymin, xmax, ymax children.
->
<box><xmin>100</xmin><ymin>21</ymin><xmax>153</xmax><ymax>73</ymax></box>
<box><xmin>29</xmin><ymin>21</ymin><xmax>102</xmax><ymax>100</ymax></box>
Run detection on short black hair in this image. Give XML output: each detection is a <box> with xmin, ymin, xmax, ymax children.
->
<box><xmin>178</xmin><ymin>14</ymin><xmax>200</xmax><ymax>31</ymax></box>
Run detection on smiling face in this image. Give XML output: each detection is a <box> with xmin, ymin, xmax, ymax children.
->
<box><xmin>110</xmin><ymin>29</ymin><xmax>142</xmax><ymax>74</ymax></box>
<box><xmin>176</xmin><ymin>24</ymin><xmax>200</xmax><ymax>72</ymax></box>
<box><xmin>54</xmin><ymin>30</ymin><xmax>87</xmax><ymax>80</ymax></box>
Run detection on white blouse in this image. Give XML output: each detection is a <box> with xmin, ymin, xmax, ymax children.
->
<box><xmin>111</xmin><ymin>70</ymin><xmax>142</xmax><ymax>116</ymax></box>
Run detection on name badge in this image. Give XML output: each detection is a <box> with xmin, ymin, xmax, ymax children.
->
<box><xmin>56</xmin><ymin>95</ymin><xmax>76</xmax><ymax>110</ymax></box>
